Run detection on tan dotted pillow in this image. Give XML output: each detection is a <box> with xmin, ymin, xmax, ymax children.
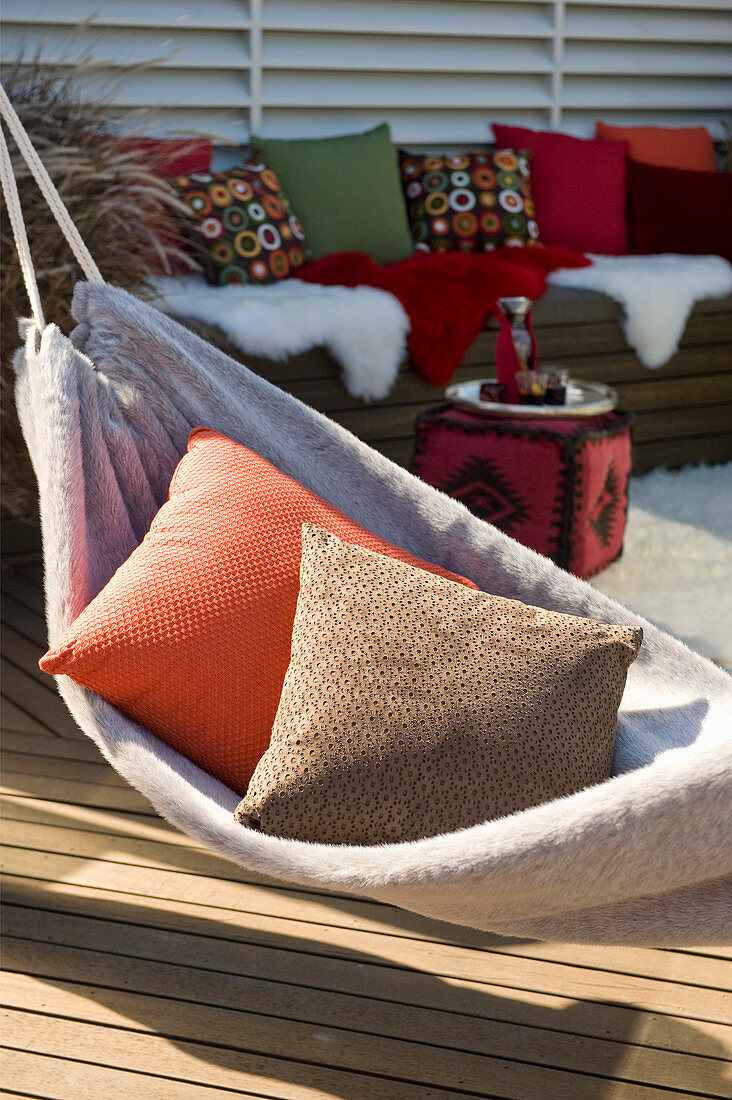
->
<box><xmin>235</xmin><ymin>524</ymin><xmax>642</xmax><ymax>845</ymax></box>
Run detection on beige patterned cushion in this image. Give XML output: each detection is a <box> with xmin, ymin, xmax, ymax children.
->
<box><xmin>235</xmin><ymin>524</ymin><xmax>642</xmax><ymax>845</ymax></box>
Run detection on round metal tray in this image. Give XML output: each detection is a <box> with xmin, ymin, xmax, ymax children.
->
<box><xmin>445</xmin><ymin>378</ymin><xmax>618</xmax><ymax>419</ymax></box>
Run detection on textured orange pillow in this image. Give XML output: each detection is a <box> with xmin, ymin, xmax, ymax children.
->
<box><xmin>594</xmin><ymin>121</ymin><xmax>716</xmax><ymax>173</ymax></box>
<box><xmin>40</xmin><ymin>429</ymin><xmax>477</xmax><ymax>793</ymax></box>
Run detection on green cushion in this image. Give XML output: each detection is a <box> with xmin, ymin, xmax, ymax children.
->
<box><xmin>253</xmin><ymin>123</ymin><xmax>414</xmax><ymax>264</ymax></box>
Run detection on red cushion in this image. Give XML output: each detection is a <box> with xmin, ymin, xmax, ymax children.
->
<box><xmin>627</xmin><ymin>160</ymin><xmax>732</xmax><ymax>262</ymax></box>
<box><xmin>118</xmin><ymin>136</ymin><xmax>213</xmax><ymax>178</ymax></box>
<box><xmin>595</xmin><ymin>121</ymin><xmax>716</xmax><ymax>173</ymax></box>
<box><xmin>492</xmin><ymin>125</ymin><xmax>628</xmax><ymax>254</ymax></box>
<box><xmin>40</xmin><ymin>430</ymin><xmax>478</xmax><ymax>794</ymax></box>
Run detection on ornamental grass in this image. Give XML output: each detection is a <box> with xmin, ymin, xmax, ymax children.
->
<box><xmin>1</xmin><ymin>53</ymin><xmax>202</xmax><ymax>520</ymax></box>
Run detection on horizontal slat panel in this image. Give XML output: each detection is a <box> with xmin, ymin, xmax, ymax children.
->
<box><xmin>562</xmin><ymin>75</ymin><xmax>732</xmax><ymax>109</ymax></box>
<box><xmin>565</xmin><ymin>3</ymin><xmax>732</xmax><ymax>41</ymax></box>
<box><xmin>564</xmin><ymin>40</ymin><xmax>732</xmax><ymax>75</ymax></box>
<box><xmin>264</xmin><ymin>32</ymin><xmax>553</xmax><ymax>71</ymax></box>
<box><xmin>1</xmin><ymin>0</ymin><xmax>250</xmax><ymax>30</ymax></box>
<box><xmin>0</xmin><ymin>27</ymin><xmax>249</xmax><ymax>69</ymax></box>
<box><xmin>566</xmin><ymin>0</ymin><xmax>732</xmax><ymax>9</ymax></box>
<box><xmin>632</xmin><ymin>433</ymin><xmax>732</xmax><ymax>471</ymax></box>
<box><xmin>2</xmin><ymin>2</ymin><xmax>252</xmax><ymax>144</ymax></box>
<box><xmin>262</xmin><ymin>71</ymin><xmax>551</xmax><ymax>109</ymax></box>
<box><xmin>258</xmin><ymin>109</ymin><xmax>545</xmax><ymax>143</ymax></box>
<box><xmin>43</xmin><ymin>69</ymin><xmax>249</xmax><ymax>110</ymax></box>
<box><xmin>123</xmin><ymin>110</ymin><xmax>248</xmax><ymax>143</ymax></box>
<box><xmin>6</xmin><ymin>0</ymin><xmax>729</xmax><ymax>144</ymax></box>
<box><xmin>263</xmin><ymin>0</ymin><xmax>554</xmax><ymax>37</ymax></box>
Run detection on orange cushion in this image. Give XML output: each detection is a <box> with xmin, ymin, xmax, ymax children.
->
<box><xmin>594</xmin><ymin>121</ymin><xmax>716</xmax><ymax>173</ymax></box>
<box><xmin>40</xmin><ymin>429</ymin><xmax>477</xmax><ymax>793</ymax></box>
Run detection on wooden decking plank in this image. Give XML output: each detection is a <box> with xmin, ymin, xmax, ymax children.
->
<box><xmin>1</xmin><ymin>774</ymin><xmax>155</xmax><ymax>815</ymax></box>
<box><xmin>0</xmin><ymin>661</ymin><xmax>80</xmax><ymax>740</ymax></box>
<box><xmin>1</xmin><ymin>730</ymin><xmax>108</xmax><ymax>763</ymax></box>
<box><xmin>0</xmin><ymin>793</ymin><xmax>445</xmax><ymax>904</ymax></box>
<box><xmin>1</xmin><ymin>817</ymin><xmax>275</xmax><ymax>883</ymax></box>
<box><xmin>4</xmin><ymin>932</ymin><xmax>730</xmax><ymax>1096</ymax></box>
<box><xmin>1</xmin><ymin>624</ymin><xmax>53</xmax><ymax>688</ymax></box>
<box><xmin>1</xmin><ymin>591</ymin><xmax>49</xmax><ymax>649</ymax></box>
<box><xmin>4</xmin><ymin>876</ymin><xmax>729</xmax><ymax>1058</ymax></box>
<box><xmin>17</xmin><ymin>562</ymin><xmax>44</xmax><ymax>581</ymax></box>
<box><xmin>2</xmin><ymin>814</ymin><xmax>728</xmax><ymax>992</ymax></box>
<box><xmin>3</xmin><ymin>852</ymin><xmax>729</xmax><ymax>1026</ymax></box>
<box><xmin>5</xmin><ymin>790</ymin><xmax>729</xmax><ymax>974</ymax></box>
<box><xmin>4</xmin><ymin>976</ymin><xmax>719</xmax><ymax>1100</ymax></box>
<box><xmin>632</xmin><ymin>403</ymin><xmax>732</xmax><ymax>443</ymax></box>
<box><xmin>0</xmin><ymin>1048</ymin><xmax>268</xmax><ymax>1100</ymax></box>
<box><xmin>616</xmin><ymin>372</ymin><xmax>732</xmax><ymax>412</ymax></box>
<box><xmin>1</xmin><ymin>569</ymin><xmax>46</xmax><ymax>619</ymax></box>
<box><xmin>632</xmin><ymin>433</ymin><xmax>732</xmax><ymax>472</ymax></box>
<box><xmin>2</xmin><ymin>816</ymin><xmax>729</xmax><ymax>991</ymax></box>
<box><xmin>0</xmin><ymin>794</ymin><xmax>187</xmax><ymax>856</ymax></box>
<box><xmin>1</xmin><ymin>1007</ymin><xmax>489</xmax><ymax>1100</ymax></box>
<box><xmin>1</xmin><ymin>697</ymin><xmax>55</xmax><ymax>737</ymax></box>
<box><xmin>2</xmin><ymin>751</ymin><xmax>130</xmax><ymax>788</ymax></box>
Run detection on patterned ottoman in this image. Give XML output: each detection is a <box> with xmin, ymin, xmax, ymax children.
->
<box><xmin>411</xmin><ymin>405</ymin><xmax>634</xmax><ymax>579</ymax></box>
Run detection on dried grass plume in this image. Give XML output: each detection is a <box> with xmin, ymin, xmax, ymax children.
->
<box><xmin>1</xmin><ymin>52</ymin><xmax>204</xmax><ymax>520</ymax></box>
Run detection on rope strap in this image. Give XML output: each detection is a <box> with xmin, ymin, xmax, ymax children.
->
<box><xmin>0</xmin><ymin>82</ymin><xmax>104</xmax><ymax>329</ymax></box>
<box><xmin>0</xmin><ymin>124</ymin><xmax>45</xmax><ymax>328</ymax></box>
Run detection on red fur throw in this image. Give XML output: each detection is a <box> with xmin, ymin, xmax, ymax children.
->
<box><xmin>299</xmin><ymin>246</ymin><xmax>590</xmax><ymax>386</ymax></box>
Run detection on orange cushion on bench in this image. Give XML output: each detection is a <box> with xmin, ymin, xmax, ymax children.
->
<box><xmin>40</xmin><ymin>429</ymin><xmax>477</xmax><ymax>793</ymax></box>
<box><xmin>594</xmin><ymin>121</ymin><xmax>716</xmax><ymax>173</ymax></box>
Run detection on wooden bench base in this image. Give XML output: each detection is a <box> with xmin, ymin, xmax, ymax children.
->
<box><xmin>182</xmin><ymin>287</ymin><xmax>732</xmax><ymax>474</ymax></box>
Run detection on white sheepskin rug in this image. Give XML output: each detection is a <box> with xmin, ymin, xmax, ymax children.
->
<box><xmin>148</xmin><ymin>274</ymin><xmax>410</xmax><ymax>402</ymax></box>
<box><xmin>550</xmin><ymin>254</ymin><xmax>732</xmax><ymax>368</ymax></box>
<box><xmin>591</xmin><ymin>462</ymin><xmax>732</xmax><ymax>667</ymax></box>
<box><xmin>151</xmin><ymin>255</ymin><xmax>732</xmax><ymax>401</ymax></box>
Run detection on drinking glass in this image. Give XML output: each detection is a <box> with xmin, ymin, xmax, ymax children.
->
<box><xmin>545</xmin><ymin>368</ymin><xmax>570</xmax><ymax>406</ymax></box>
<box><xmin>515</xmin><ymin>370</ymin><xmax>548</xmax><ymax>405</ymax></box>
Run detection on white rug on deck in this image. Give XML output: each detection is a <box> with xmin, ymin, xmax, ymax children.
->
<box><xmin>591</xmin><ymin>462</ymin><xmax>732</xmax><ymax>667</ymax></box>
<box><xmin>550</xmin><ymin>253</ymin><xmax>732</xmax><ymax>368</ymax></box>
<box><xmin>148</xmin><ymin>274</ymin><xmax>410</xmax><ymax>401</ymax></box>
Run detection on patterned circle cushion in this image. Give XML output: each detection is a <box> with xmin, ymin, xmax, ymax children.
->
<box><xmin>173</xmin><ymin>157</ymin><xmax>308</xmax><ymax>286</ymax></box>
<box><xmin>398</xmin><ymin>150</ymin><xmax>542</xmax><ymax>253</ymax></box>
<box><xmin>236</xmin><ymin>525</ymin><xmax>642</xmax><ymax>845</ymax></box>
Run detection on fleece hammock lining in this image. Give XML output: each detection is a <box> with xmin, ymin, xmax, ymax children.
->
<box><xmin>15</xmin><ymin>279</ymin><xmax>732</xmax><ymax>947</ymax></box>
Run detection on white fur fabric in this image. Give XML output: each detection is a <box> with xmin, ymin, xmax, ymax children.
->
<box><xmin>13</xmin><ymin>281</ymin><xmax>732</xmax><ymax>946</ymax></box>
<box><xmin>550</xmin><ymin>254</ymin><xmax>732</xmax><ymax>367</ymax></box>
<box><xmin>148</xmin><ymin>274</ymin><xmax>409</xmax><ymax>402</ymax></box>
<box><xmin>591</xmin><ymin>463</ymin><xmax>732</xmax><ymax>667</ymax></box>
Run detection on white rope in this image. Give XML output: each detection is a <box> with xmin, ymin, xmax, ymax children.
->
<box><xmin>0</xmin><ymin>124</ymin><xmax>45</xmax><ymax>328</ymax></box>
<box><xmin>0</xmin><ymin>82</ymin><xmax>104</xmax><ymax>293</ymax></box>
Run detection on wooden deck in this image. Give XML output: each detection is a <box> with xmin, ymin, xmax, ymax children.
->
<box><xmin>2</xmin><ymin>552</ymin><xmax>732</xmax><ymax>1100</ymax></box>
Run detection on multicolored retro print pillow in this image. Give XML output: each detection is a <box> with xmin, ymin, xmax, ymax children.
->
<box><xmin>172</xmin><ymin>156</ymin><xmax>308</xmax><ymax>285</ymax></box>
<box><xmin>398</xmin><ymin>150</ymin><xmax>542</xmax><ymax>253</ymax></box>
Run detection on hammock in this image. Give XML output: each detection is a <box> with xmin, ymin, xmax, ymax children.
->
<box><xmin>3</xmin><ymin>88</ymin><xmax>731</xmax><ymax>946</ymax></box>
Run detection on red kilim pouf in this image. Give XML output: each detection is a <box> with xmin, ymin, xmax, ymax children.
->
<box><xmin>411</xmin><ymin>405</ymin><xmax>634</xmax><ymax>579</ymax></box>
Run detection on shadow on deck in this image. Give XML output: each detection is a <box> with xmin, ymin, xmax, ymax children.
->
<box><xmin>2</xmin><ymin>550</ymin><xmax>731</xmax><ymax>1099</ymax></box>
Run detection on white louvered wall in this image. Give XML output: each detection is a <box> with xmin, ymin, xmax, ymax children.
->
<box><xmin>2</xmin><ymin>0</ymin><xmax>731</xmax><ymax>150</ymax></box>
